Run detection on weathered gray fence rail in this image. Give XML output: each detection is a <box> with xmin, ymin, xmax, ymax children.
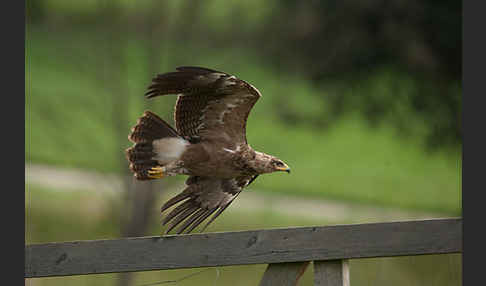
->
<box><xmin>25</xmin><ymin>218</ymin><xmax>462</xmax><ymax>285</ymax></box>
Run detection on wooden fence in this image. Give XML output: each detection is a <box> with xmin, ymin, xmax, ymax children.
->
<box><xmin>25</xmin><ymin>218</ymin><xmax>462</xmax><ymax>285</ymax></box>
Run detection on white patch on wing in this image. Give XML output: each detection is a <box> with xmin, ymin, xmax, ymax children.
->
<box><xmin>210</xmin><ymin>72</ymin><xmax>227</xmax><ymax>79</ymax></box>
<box><xmin>222</xmin><ymin>144</ymin><xmax>242</xmax><ymax>154</ymax></box>
<box><xmin>222</xmin><ymin>147</ymin><xmax>236</xmax><ymax>153</ymax></box>
<box><xmin>222</xmin><ymin>76</ymin><xmax>237</xmax><ymax>87</ymax></box>
<box><xmin>152</xmin><ymin>137</ymin><xmax>189</xmax><ymax>165</ymax></box>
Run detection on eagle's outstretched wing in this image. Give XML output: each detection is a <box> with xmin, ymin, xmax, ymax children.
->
<box><xmin>160</xmin><ymin>175</ymin><xmax>255</xmax><ymax>234</ymax></box>
<box><xmin>145</xmin><ymin>66</ymin><xmax>261</xmax><ymax>146</ymax></box>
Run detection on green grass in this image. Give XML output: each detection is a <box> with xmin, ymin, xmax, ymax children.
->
<box><xmin>26</xmin><ymin>185</ymin><xmax>462</xmax><ymax>286</ymax></box>
<box><xmin>247</xmin><ymin>116</ymin><xmax>462</xmax><ymax>214</ymax></box>
<box><xmin>25</xmin><ymin>25</ymin><xmax>461</xmax><ymax>214</ymax></box>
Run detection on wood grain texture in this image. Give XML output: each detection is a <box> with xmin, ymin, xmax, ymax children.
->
<box><xmin>259</xmin><ymin>262</ymin><xmax>310</xmax><ymax>286</ymax></box>
<box><xmin>25</xmin><ymin>218</ymin><xmax>462</xmax><ymax>278</ymax></box>
<box><xmin>314</xmin><ymin>260</ymin><xmax>349</xmax><ymax>286</ymax></box>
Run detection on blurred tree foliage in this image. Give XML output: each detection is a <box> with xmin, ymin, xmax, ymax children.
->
<box><xmin>255</xmin><ymin>0</ymin><xmax>462</xmax><ymax>149</ymax></box>
<box><xmin>28</xmin><ymin>0</ymin><xmax>461</xmax><ymax>150</ymax></box>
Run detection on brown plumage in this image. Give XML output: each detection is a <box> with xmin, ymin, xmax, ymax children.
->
<box><xmin>126</xmin><ymin>66</ymin><xmax>290</xmax><ymax>234</ymax></box>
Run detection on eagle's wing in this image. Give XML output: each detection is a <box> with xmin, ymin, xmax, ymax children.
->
<box><xmin>145</xmin><ymin>66</ymin><xmax>261</xmax><ymax>145</ymax></box>
<box><xmin>160</xmin><ymin>175</ymin><xmax>255</xmax><ymax>234</ymax></box>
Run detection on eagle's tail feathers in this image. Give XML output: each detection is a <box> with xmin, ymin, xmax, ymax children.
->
<box><xmin>129</xmin><ymin>110</ymin><xmax>178</xmax><ymax>143</ymax></box>
<box><xmin>126</xmin><ymin>110</ymin><xmax>182</xmax><ymax>180</ymax></box>
<box><xmin>125</xmin><ymin>143</ymin><xmax>158</xmax><ymax>180</ymax></box>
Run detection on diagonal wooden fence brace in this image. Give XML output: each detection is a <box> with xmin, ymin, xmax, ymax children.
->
<box><xmin>259</xmin><ymin>261</ymin><xmax>310</xmax><ymax>286</ymax></box>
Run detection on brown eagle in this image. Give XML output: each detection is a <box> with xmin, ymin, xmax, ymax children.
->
<box><xmin>126</xmin><ymin>66</ymin><xmax>290</xmax><ymax>234</ymax></box>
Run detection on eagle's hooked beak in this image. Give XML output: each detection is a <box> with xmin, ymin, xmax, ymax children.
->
<box><xmin>276</xmin><ymin>163</ymin><xmax>291</xmax><ymax>174</ymax></box>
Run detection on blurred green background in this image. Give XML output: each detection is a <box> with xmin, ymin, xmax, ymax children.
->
<box><xmin>25</xmin><ymin>0</ymin><xmax>462</xmax><ymax>285</ymax></box>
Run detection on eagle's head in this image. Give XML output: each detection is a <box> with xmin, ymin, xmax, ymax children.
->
<box><xmin>253</xmin><ymin>151</ymin><xmax>291</xmax><ymax>174</ymax></box>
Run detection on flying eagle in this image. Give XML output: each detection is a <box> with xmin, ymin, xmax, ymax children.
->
<box><xmin>126</xmin><ymin>66</ymin><xmax>290</xmax><ymax>234</ymax></box>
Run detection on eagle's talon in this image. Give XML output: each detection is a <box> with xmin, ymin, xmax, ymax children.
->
<box><xmin>147</xmin><ymin>166</ymin><xmax>164</xmax><ymax>179</ymax></box>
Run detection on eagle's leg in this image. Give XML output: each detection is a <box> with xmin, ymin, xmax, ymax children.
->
<box><xmin>148</xmin><ymin>166</ymin><xmax>165</xmax><ymax>179</ymax></box>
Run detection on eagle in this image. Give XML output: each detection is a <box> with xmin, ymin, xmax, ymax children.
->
<box><xmin>125</xmin><ymin>66</ymin><xmax>290</xmax><ymax>235</ymax></box>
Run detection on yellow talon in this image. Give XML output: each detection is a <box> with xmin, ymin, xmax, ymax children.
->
<box><xmin>147</xmin><ymin>166</ymin><xmax>164</xmax><ymax>179</ymax></box>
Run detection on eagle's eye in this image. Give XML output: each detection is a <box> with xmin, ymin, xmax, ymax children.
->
<box><xmin>274</xmin><ymin>161</ymin><xmax>284</xmax><ymax>167</ymax></box>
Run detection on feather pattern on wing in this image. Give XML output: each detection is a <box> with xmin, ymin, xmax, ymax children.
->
<box><xmin>160</xmin><ymin>175</ymin><xmax>255</xmax><ymax>234</ymax></box>
<box><xmin>145</xmin><ymin>66</ymin><xmax>261</xmax><ymax>145</ymax></box>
